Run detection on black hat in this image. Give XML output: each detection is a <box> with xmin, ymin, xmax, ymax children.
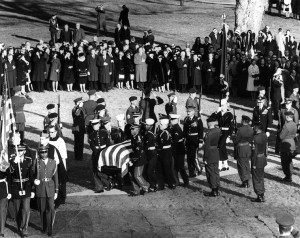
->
<box><xmin>189</xmin><ymin>88</ymin><xmax>197</xmax><ymax>94</ymax></box>
<box><xmin>207</xmin><ymin>113</ymin><xmax>217</xmax><ymax>123</ymax></box>
<box><xmin>78</xmin><ymin>52</ymin><xmax>84</xmax><ymax>57</ymax></box>
<box><xmin>95</xmin><ymin>104</ymin><xmax>105</xmax><ymax>111</ymax></box>
<box><xmin>46</xmin><ymin>104</ymin><xmax>55</xmax><ymax>110</ymax></box>
<box><xmin>167</xmin><ymin>92</ymin><xmax>175</xmax><ymax>98</ymax></box>
<box><xmin>87</xmin><ymin>90</ymin><xmax>96</xmax><ymax>96</ymax></box>
<box><xmin>285</xmin><ymin>98</ymin><xmax>292</xmax><ymax>104</ymax></box>
<box><xmin>97</xmin><ymin>98</ymin><xmax>105</xmax><ymax>104</ymax></box>
<box><xmin>90</xmin><ymin>119</ymin><xmax>100</xmax><ymax>125</ymax></box>
<box><xmin>129</xmin><ymin>96</ymin><xmax>137</xmax><ymax>102</ymax></box>
<box><xmin>101</xmin><ymin>116</ymin><xmax>111</xmax><ymax>124</ymax></box>
<box><xmin>144</xmin><ymin>87</ymin><xmax>152</xmax><ymax>95</ymax></box>
<box><xmin>293</xmin><ymin>83</ymin><xmax>299</xmax><ymax>89</ymax></box>
<box><xmin>38</xmin><ymin>145</ymin><xmax>49</xmax><ymax>153</ymax></box>
<box><xmin>257</xmin><ymin>86</ymin><xmax>265</xmax><ymax>91</ymax></box>
<box><xmin>74</xmin><ymin>97</ymin><xmax>83</xmax><ymax>103</ymax></box>
<box><xmin>130</xmin><ymin>123</ymin><xmax>140</xmax><ymax>130</ymax></box>
<box><xmin>285</xmin><ymin>110</ymin><xmax>294</xmax><ymax>116</ymax></box>
<box><xmin>276</xmin><ymin>213</ymin><xmax>295</xmax><ymax>227</ymax></box>
<box><xmin>17</xmin><ymin>145</ymin><xmax>27</xmax><ymax>152</ymax></box>
<box><xmin>48</xmin><ymin>113</ymin><xmax>58</xmax><ymax>119</ymax></box>
<box><xmin>242</xmin><ymin>115</ymin><xmax>251</xmax><ymax>122</ymax></box>
<box><xmin>148</xmin><ymin>29</ymin><xmax>152</xmax><ymax>34</ymax></box>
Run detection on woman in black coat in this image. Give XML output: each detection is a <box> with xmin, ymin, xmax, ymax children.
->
<box><xmin>192</xmin><ymin>37</ymin><xmax>202</xmax><ymax>54</ymax></box>
<box><xmin>119</xmin><ymin>5</ymin><xmax>130</xmax><ymax>27</ymax></box>
<box><xmin>123</xmin><ymin>51</ymin><xmax>134</xmax><ymax>89</ymax></box>
<box><xmin>74</xmin><ymin>52</ymin><xmax>88</xmax><ymax>93</ymax></box>
<box><xmin>115</xmin><ymin>51</ymin><xmax>125</xmax><ymax>89</ymax></box>
<box><xmin>32</xmin><ymin>50</ymin><xmax>47</xmax><ymax>92</ymax></box>
<box><xmin>63</xmin><ymin>51</ymin><xmax>75</xmax><ymax>91</ymax></box>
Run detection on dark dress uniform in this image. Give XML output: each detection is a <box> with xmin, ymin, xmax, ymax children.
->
<box><xmin>183</xmin><ymin>115</ymin><xmax>204</xmax><ymax>177</ymax></box>
<box><xmin>129</xmin><ymin>132</ymin><xmax>150</xmax><ymax>194</ymax></box>
<box><xmin>234</xmin><ymin>125</ymin><xmax>254</xmax><ymax>186</ymax></box>
<box><xmin>34</xmin><ymin>156</ymin><xmax>58</xmax><ymax>235</ymax></box>
<box><xmin>170</xmin><ymin>124</ymin><xmax>189</xmax><ymax>185</ymax></box>
<box><xmin>140</xmin><ymin>96</ymin><xmax>164</xmax><ymax>123</ymax></box>
<box><xmin>280</xmin><ymin>120</ymin><xmax>297</xmax><ymax>181</ymax></box>
<box><xmin>186</xmin><ymin>97</ymin><xmax>200</xmax><ymax>117</ymax></box>
<box><xmin>251</xmin><ymin>132</ymin><xmax>268</xmax><ymax>201</ymax></box>
<box><xmin>144</xmin><ymin>129</ymin><xmax>158</xmax><ymax>190</ymax></box>
<box><xmin>126</xmin><ymin>105</ymin><xmax>140</xmax><ymax>125</ymax></box>
<box><xmin>82</xmin><ymin>99</ymin><xmax>97</xmax><ymax>132</ymax></box>
<box><xmin>165</xmin><ymin>102</ymin><xmax>177</xmax><ymax>116</ymax></box>
<box><xmin>156</xmin><ymin>129</ymin><xmax>176</xmax><ymax>189</ymax></box>
<box><xmin>88</xmin><ymin>127</ymin><xmax>111</xmax><ymax>191</ymax></box>
<box><xmin>203</xmin><ymin>127</ymin><xmax>221</xmax><ymax>193</ymax></box>
<box><xmin>72</xmin><ymin>105</ymin><xmax>85</xmax><ymax>161</ymax></box>
<box><xmin>11</xmin><ymin>94</ymin><xmax>33</xmax><ymax>144</ymax></box>
<box><xmin>215</xmin><ymin>110</ymin><xmax>234</xmax><ymax>163</ymax></box>
<box><xmin>9</xmin><ymin>146</ymin><xmax>34</xmax><ymax>237</ymax></box>
<box><xmin>0</xmin><ymin>168</ymin><xmax>10</xmax><ymax>237</ymax></box>
<box><xmin>252</xmin><ymin>105</ymin><xmax>272</xmax><ymax>133</ymax></box>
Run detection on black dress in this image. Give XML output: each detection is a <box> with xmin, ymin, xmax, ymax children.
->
<box><xmin>63</xmin><ymin>57</ymin><xmax>75</xmax><ymax>84</ymax></box>
<box><xmin>75</xmin><ymin>57</ymin><xmax>88</xmax><ymax>84</ymax></box>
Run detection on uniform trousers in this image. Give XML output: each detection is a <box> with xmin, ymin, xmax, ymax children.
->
<box><xmin>251</xmin><ymin>168</ymin><xmax>265</xmax><ymax>195</ymax></box>
<box><xmin>237</xmin><ymin>157</ymin><xmax>251</xmax><ymax>182</ymax></box>
<box><xmin>218</xmin><ymin>135</ymin><xmax>228</xmax><ymax>161</ymax></box>
<box><xmin>173</xmin><ymin>152</ymin><xmax>189</xmax><ymax>185</ymax></box>
<box><xmin>92</xmin><ymin>154</ymin><xmax>110</xmax><ymax>191</ymax></box>
<box><xmin>130</xmin><ymin>165</ymin><xmax>149</xmax><ymax>193</ymax></box>
<box><xmin>157</xmin><ymin>148</ymin><xmax>176</xmax><ymax>188</ymax></box>
<box><xmin>186</xmin><ymin>142</ymin><xmax>198</xmax><ymax>176</ymax></box>
<box><xmin>146</xmin><ymin>150</ymin><xmax>158</xmax><ymax>189</ymax></box>
<box><xmin>50</xmin><ymin>31</ymin><xmax>57</xmax><ymax>43</ymax></box>
<box><xmin>13</xmin><ymin>197</ymin><xmax>30</xmax><ymax>233</ymax></box>
<box><xmin>74</xmin><ymin>132</ymin><xmax>84</xmax><ymax>161</ymax></box>
<box><xmin>205</xmin><ymin>163</ymin><xmax>220</xmax><ymax>189</ymax></box>
<box><xmin>16</xmin><ymin>123</ymin><xmax>25</xmax><ymax>145</ymax></box>
<box><xmin>280</xmin><ymin>151</ymin><xmax>294</xmax><ymax>179</ymax></box>
<box><xmin>37</xmin><ymin>197</ymin><xmax>55</xmax><ymax>233</ymax></box>
<box><xmin>0</xmin><ymin>198</ymin><xmax>7</xmax><ymax>235</ymax></box>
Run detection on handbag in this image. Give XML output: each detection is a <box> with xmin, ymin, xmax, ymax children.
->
<box><xmin>119</xmin><ymin>74</ymin><xmax>125</xmax><ymax>79</ymax></box>
<box><xmin>79</xmin><ymin>72</ymin><xmax>87</xmax><ymax>77</ymax></box>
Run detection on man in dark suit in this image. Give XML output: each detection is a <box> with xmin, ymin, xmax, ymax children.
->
<box><xmin>145</xmin><ymin>30</ymin><xmax>155</xmax><ymax>46</ymax></box>
<box><xmin>73</xmin><ymin>23</ymin><xmax>85</xmax><ymax>43</ymax></box>
<box><xmin>165</xmin><ymin>92</ymin><xmax>177</xmax><ymax>116</ymax></box>
<box><xmin>95</xmin><ymin>5</ymin><xmax>107</xmax><ymax>36</ymax></box>
<box><xmin>11</xmin><ymin>86</ymin><xmax>33</xmax><ymax>145</ymax></box>
<box><xmin>59</xmin><ymin>24</ymin><xmax>72</xmax><ymax>44</ymax></box>
<box><xmin>49</xmin><ymin>15</ymin><xmax>59</xmax><ymax>43</ymax></box>
<box><xmin>119</xmin><ymin>5</ymin><xmax>130</xmax><ymax>27</ymax></box>
<box><xmin>252</xmin><ymin>97</ymin><xmax>272</xmax><ymax>134</ymax></box>
<box><xmin>34</xmin><ymin>145</ymin><xmax>58</xmax><ymax>237</ymax></box>
<box><xmin>82</xmin><ymin>90</ymin><xmax>98</xmax><ymax>133</ymax></box>
<box><xmin>114</xmin><ymin>23</ymin><xmax>122</xmax><ymax>49</ymax></box>
<box><xmin>209</xmin><ymin>28</ymin><xmax>221</xmax><ymax>52</ymax></box>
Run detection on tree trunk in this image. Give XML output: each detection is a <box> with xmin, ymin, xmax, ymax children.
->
<box><xmin>235</xmin><ymin>0</ymin><xmax>269</xmax><ymax>36</ymax></box>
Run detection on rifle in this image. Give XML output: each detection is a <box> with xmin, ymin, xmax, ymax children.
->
<box><xmin>268</xmin><ymin>76</ymin><xmax>271</xmax><ymax>107</ymax></box>
<box><xmin>57</xmin><ymin>95</ymin><xmax>61</xmax><ymax>125</ymax></box>
<box><xmin>199</xmin><ymin>85</ymin><xmax>202</xmax><ymax>115</ymax></box>
<box><xmin>233</xmin><ymin>108</ymin><xmax>237</xmax><ymax>135</ymax></box>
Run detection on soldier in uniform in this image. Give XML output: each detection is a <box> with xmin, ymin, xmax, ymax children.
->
<box><xmin>169</xmin><ymin>114</ymin><xmax>189</xmax><ymax>186</ymax></box>
<box><xmin>126</xmin><ymin>96</ymin><xmax>141</xmax><ymax>125</ymax></box>
<box><xmin>214</xmin><ymin>99</ymin><xmax>234</xmax><ymax>171</ymax></box>
<box><xmin>46</xmin><ymin>113</ymin><xmax>63</xmax><ymax>137</ymax></box>
<box><xmin>252</xmin><ymin>96</ymin><xmax>272</xmax><ymax>135</ymax></box>
<box><xmin>129</xmin><ymin>124</ymin><xmax>150</xmax><ymax>195</ymax></box>
<box><xmin>9</xmin><ymin>133</ymin><xmax>34</xmax><ymax>237</ymax></box>
<box><xmin>33</xmin><ymin>145</ymin><xmax>58</xmax><ymax>237</ymax></box>
<box><xmin>276</xmin><ymin>213</ymin><xmax>300</xmax><ymax>238</ymax></box>
<box><xmin>251</xmin><ymin>122</ymin><xmax>268</xmax><ymax>202</ymax></box>
<box><xmin>165</xmin><ymin>92</ymin><xmax>177</xmax><ymax>116</ymax></box>
<box><xmin>0</xmin><ymin>157</ymin><xmax>11</xmax><ymax>237</ymax></box>
<box><xmin>280</xmin><ymin>111</ymin><xmax>297</xmax><ymax>182</ymax></box>
<box><xmin>257</xmin><ymin>86</ymin><xmax>268</xmax><ymax>107</ymax></box>
<box><xmin>11</xmin><ymin>86</ymin><xmax>33</xmax><ymax>145</ymax></box>
<box><xmin>144</xmin><ymin>118</ymin><xmax>158</xmax><ymax>192</ymax></box>
<box><xmin>83</xmin><ymin>90</ymin><xmax>98</xmax><ymax>134</ymax></box>
<box><xmin>156</xmin><ymin>116</ymin><xmax>176</xmax><ymax>189</ymax></box>
<box><xmin>203</xmin><ymin>114</ymin><xmax>221</xmax><ymax>197</ymax></box>
<box><xmin>113</xmin><ymin>114</ymin><xmax>128</xmax><ymax>143</ymax></box>
<box><xmin>88</xmin><ymin>119</ymin><xmax>111</xmax><ymax>193</ymax></box>
<box><xmin>72</xmin><ymin>97</ymin><xmax>85</xmax><ymax>161</ymax></box>
<box><xmin>183</xmin><ymin>105</ymin><xmax>204</xmax><ymax>177</ymax></box>
<box><xmin>234</xmin><ymin>115</ymin><xmax>254</xmax><ymax>188</ymax></box>
<box><xmin>185</xmin><ymin>88</ymin><xmax>200</xmax><ymax>117</ymax></box>
<box><xmin>43</xmin><ymin>104</ymin><xmax>56</xmax><ymax>130</ymax></box>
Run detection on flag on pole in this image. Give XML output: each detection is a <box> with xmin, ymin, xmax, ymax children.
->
<box><xmin>98</xmin><ymin>140</ymin><xmax>133</xmax><ymax>177</ymax></box>
<box><xmin>220</xmin><ymin>14</ymin><xmax>229</xmax><ymax>83</ymax></box>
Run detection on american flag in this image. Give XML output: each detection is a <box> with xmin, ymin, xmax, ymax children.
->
<box><xmin>0</xmin><ymin>71</ymin><xmax>16</xmax><ymax>170</ymax></box>
<box><xmin>98</xmin><ymin>140</ymin><xmax>132</xmax><ymax>177</ymax></box>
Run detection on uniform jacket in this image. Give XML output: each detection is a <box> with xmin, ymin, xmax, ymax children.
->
<box><xmin>165</xmin><ymin>102</ymin><xmax>177</xmax><ymax>116</ymax></box>
<box><xmin>203</xmin><ymin>127</ymin><xmax>221</xmax><ymax>163</ymax></box>
<box><xmin>186</xmin><ymin>97</ymin><xmax>200</xmax><ymax>117</ymax></box>
<box><xmin>234</xmin><ymin>125</ymin><xmax>254</xmax><ymax>158</ymax></box>
<box><xmin>252</xmin><ymin>105</ymin><xmax>272</xmax><ymax>132</ymax></box>
<box><xmin>126</xmin><ymin>105</ymin><xmax>141</xmax><ymax>125</ymax></box>
<box><xmin>280</xmin><ymin>120</ymin><xmax>297</xmax><ymax>152</ymax></box>
<box><xmin>34</xmin><ymin>158</ymin><xmax>58</xmax><ymax>198</ymax></box>
<box><xmin>279</xmin><ymin>107</ymin><xmax>299</xmax><ymax>128</ymax></box>
<box><xmin>0</xmin><ymin>169</ymin><xmax>10</xmax><ymax>199</ymax></box>
<box><xmin>11</xmin><ymin>94</ymin><xmax>33</xmax><ymax>124</ymax></box>
<box><xmin>88</xmin><ymin>128</ymin><xmax>110</xmax><ymax>158</ymax></box>
<box><xmin>82</xmin><ymin>99</ymin><xmax>97</xmax><ymax>126</ymax></box>
<box><xmin>215</xmin><ymin>111</ymin><xmax>234</xmax><ymax>137</ymax></box>
<box><xmin>49</xmin><ymin>18</ymin><xmax>58</xmax><ymax>33</ymax></box>
<box><xmin>251</xmin><ymin>132</ymin><xmax>268</xmax><ymax>168</ymax></box>
<box><xmin>72</xmin><ymin>105</ymin><xmax>85</xmax><ymax>134</ymax></box>
<box><xmin>183</xmin><ymin>116</ymin><xmax>204</xmax><ymax>145</ymax></box>
<box><xmin>130</xmin><ymin>133</ymin><xmax>146</xmax><ymax>166</ymax></box>
<box><xmin>157</xmin><ymin>129</ymin><xmax>172</xmax><ymax>150</ymax></box>
<box><xmin>170</xmin><ymin>124</ymin><xmax>185</xmax><ymax>154</ymax></box>
<box><xmin>144</xmin><ymin>130</ymin><xmax>156</xmax><ymax>150</ymax></box>
<box><xmin>140</xmin><ymin>97</ymin><xmax>164</xmax><ymax>122</ymax></box>
<box><xmin>73</xmin><ymin>28</ymin><xmax>85</xmax><ymax>43</ymax></box>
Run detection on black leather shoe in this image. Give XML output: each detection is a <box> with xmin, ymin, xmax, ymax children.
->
<box><xmin>251</xmin><ymin>196</ymin><xmax>262</xmax><ymax>203</ymax></box>
<box><xmin>95</xmin><ymin>190</ymin><xmax>104</xmax><ymax>193</ymax></box>
<box><xmin>282</xmin><ymin>177</ymin><xmax>292</xmax><ymax>182</ymax></box>
<box><xmin>204</xmin><ymin>190</ymin><xmax>217</xmax><ymax>197</ymax></box>
<box><xmin>47</xmin><ymin>232</ymin><xmax>55</xmax><ymax>237</ymax></box>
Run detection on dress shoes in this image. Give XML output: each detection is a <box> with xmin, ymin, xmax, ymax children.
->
<box><xmin>282</xmin><ymin>177</ymin><xmax>292</xmax><ymax>182</ymax></box>
<box><xmin>47</xmin><ymin>232</ymin><xmax>55</xmax><ymax>237</ymax></box>
<box><xmin>95</xmin><ymin>189</ymin><xmax>104</xmax><ymax>193</ymax></box>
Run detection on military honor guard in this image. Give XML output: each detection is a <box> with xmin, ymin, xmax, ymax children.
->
<box><xmin>88</xmin><ymin>119</ymin><xmax>111</xmax><ymax>193</ymax></box>
<box><xmin>183</xmin><ymin>105</ymin><xmax>204</xmax><ymax>177</ymax></box>
<box><xmin>144</xmin><ymin>118</ymin><xmax>158</xmax><ymax>192</ymax></box>
<box><xmin>252</xmin><ymin>96</ymin><xmax>272</xmax><ymax>135</ymax></box>
<box><xmin>129</xmin><ymin>123</ymin><xmax>150</xmax><ymax>195</ymax></box>
<box><xmin>83</xmin><ymin>90</ymin><xmax>98</xmax><ymax>133</ymax></box>
<box><xmin>203</xmin><ymin>114</ymin><xmax>221</xmax><ymax>197</ymax></box>
<box><xmin>9</xmin><ymin>133</ymin><xmax>34</xmax><ymax>237</ymax></box>
<box><xmin>34</xmin><ymin>145</ymin><xmax>58</xmax><ymax>237</ymax></box>
<box><xmin>169</xmin><ymin>114</ymin><xmax>189</xmax><ymax>186</ymax></box>
<box><xmin>165</xmin><ymin>92</ymin><xmax>177</xmax><ymax>116</ymax></box>
<box><xmin>43</xmin><ymin>104</ymin><xmax>56</xmax><ymax>130</ymax></box>
<box><xmin>234</xmin><ymin>115</ymin><xmax>254</xmax><ymax>188</ymax></box>
<box><xmin>186</xmin><ymin>88</ymin><xmax>200</xmax><ymax>117</ymax></box>
<box><xmin>214</xmin><ymin>99</ymin><xmax>234</xmax><ymax>171</ymax></box>
<box><xmin>251</xmin><ymin>122</ymin><xmax>268</xmax><ymax>202</ymax></box>
<box><xmin>290</xmin><ymin>84</ymin><xmax>300</xmax><ymax>110</ymax></box>
<box><xmin>126</xmin><ymin>96</ymin><xmax>141</xmax><ymax>125</ymax></box>
<box><xmin>276</xmin><ymin>213</ymin><xmax>300</xmax><ymax>238</ymax></box>
<box><xmin>279</xmin><ymin>111</ymin><xmax>297</xmax><ymax>182</ymax></box>
<box><xmin>71</xmin><ymin>97</ymin><xmax>85</xmax><ymax>161</ymax></box>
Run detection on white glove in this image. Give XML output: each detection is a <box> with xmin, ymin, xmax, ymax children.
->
<box><xmin>34</xmin><ymin>179</ymin><xmax>40</xmax><ymax>185</ymax></box>
<box><xmin>14</xmin><ymin>155</ymin><xmax>21</xmax><ymax>164</ymax></box>
<box><xmin>31</xmin><ymin>192</ymin><xmax>35</xmax><ymax>198</ymax></box>
<box><xmin>266</xmin><ymin>132</ymin><xmax>270</xmax><ymax>137</ymax></box>
<box><xmin>226</xmin><ymin>137</ymin><xmax>231</xmax><ymax>143</ymax></box>
<box><xmin>217</xmin><ymin>107</ymin><xmax>221</xmax><ymax>112</ymax></box>
<box><xmin>87</xmin><ymin>71</ymin><xmax>90</xmax><ymax>75</ymax></box>
<box><xmin>7</xmin><ymin>194</ymin><xmax>12</xmax><ymax>199</ymax></box>
<box><xmin>198</xmin><ymin>143</ymin><xmax>203</xmax><ymax>149</ymax></box>
<box><xmin>54</xmin><ymin>193</ymin><xmax>58</xmax><ymax>200</ymax></box>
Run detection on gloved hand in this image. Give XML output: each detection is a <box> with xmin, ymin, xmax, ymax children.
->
<box><xmin>266</xmin><ymin>132</ymin><xmax>270</xmax><ymax>137</ymax></box>
<box><xmin>7</xmin><ymin>194</ymin><xmax>12</xmax><ymax>199</ymax></box>
<box><xmin>14</xmin><ymin>155</ymin><xmax>21</xmax><ymax>164</ymax></box>
<box><xmin>54</xmin><ymin>193</ymin><xmax>58</xmax><ymax>200</ymax></box>
<box><xmin>31</xmin><ymin>192</ymin><xmax>35</xmax><ymax>198</ymax></box>
<box><xmin>226</xmin><ymin>137</ymin><xmax>231</xmax><ymax>143</ymax></box>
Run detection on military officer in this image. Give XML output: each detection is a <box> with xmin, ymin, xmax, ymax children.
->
<box><xmin>72</xmin><ymin>97</ymin><xmax>85</xmax><ymax>161</ymax></box>
<box><xmin>252</xmin><ymin>96</ymin><xmax>272</xmax><ymax>135</ymax></box>
<box><xmin>183</xmin><ymin>105</ymin><xmax>204</xmax><ymax>177</ymax></box>
<box><xmin>9</xmin><ymin>133</ymin><xmax>34</xmax><ymax>237</ymax></box>
<box><xmin>169</xmin><ymin>114</ymin><xmax>189</xmax><ymax>186</ymax></box>
<box><xmin>214</xmin><ymin>99</ymin><xmax>234</xmax><ymax>171</ymax></box>
<box><xmin>257</xmin><ymin>86</ymin><xmax>268</xmax><ymax>107</ymax></box>
<box><xmin>34</xmin><ymin>145</ymin><xmax>58</xmax><ymax>237</ymax></box>
<box><xmin>251</xmin><ymin>122</ymin><xmax>268</xmax><ymax>203</ymax></box>
<box><xmin>144</xmin><ymin>118</ymin><xmax>158</xmax><ymax>192</ymax></box>
<box><xmin>46</xmin><ymin>113</ymin><xmax>63</xmax><ymax>137</ymax></box>
<box><xmin>280</xmin><ymin>111</ymin><xmax>297</xmax><ymax>182</ymax></box>
<box><xmin>126</xmin><ymin>96</ymin><xmax>141</xmax><ymax>125</ymax></box>
<box><xmin>43</xmin><ymin>104</ymin><xmax>56</xmax><ymax>130</ymax></box>
<box><xmin>88</xmin><ymin>119</ymin><xmax>111</xmax><ymax>193</ymax></box>
<box><xmin>185</xmin><ymin>88</ymin><xmax>200</xmax><ymax>117</ymax></box>
<box><xmin>0</xmin><ymin>157</ymin><xmax>11</xmax><ymax>237</ymax></box>
<box><xmin>203</xmin><ymin>114</ymin><xmax>221</xmax><ymax>197</ymax></box>
<box><xmin>82</xmin><ymin>90</ymin><xmax>98</xmax><ymax>134</ymax></box>
<box><xmin>290</xmin><ymin>84</ymin><xmax>300</xmax><ymax>110</ymax></box>
<box><xmin>276</xmin><ymin>213</ymin><xmax>300</xmax><ymax>238</ymax></box>
<box><xmin>165</xmin><ymin>92</ymin><xmax>177</xmax><ymax>116</ymax></box>
<box><xmin>129</xmin><ymin>124</ymin><xmax>150</xmax><ymax>195</ymax></box>
<box><xmin>11</xmin><ymin>86</ymin><xmax>33</xmax><ymax>145</ymax></box>
<box><xmin>234</xmin><ymin>115</ymin><xmax>254</xmax><ymax>188</ymax></box>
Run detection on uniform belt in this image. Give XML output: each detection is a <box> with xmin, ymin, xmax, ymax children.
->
<box><xmin>148</xmin><ymin>146</ymin><xmax>156</xmax><ymax>150</ymax></box>
<box><xmin>42</xmin><ymin>178</ymin><xmax>51</xmax><ymax>182</ymax></box>
<box><xmin>257</xmin><ymin>153</ymin><xmax>265</xmax><ymax>157</ymax></box>
<box><xmin>238</xmin><ymin>142</ymin><xmax>249</xmax><ymax>146</ymax></box>
<box><xmin>13</xmin><ymin>178</ymin><xmax>29</xmax><ymax>183</ymax></box>
<box><xmin>221</xmin><ymin>127</ymin><xmax>229</xmax><ymax>130</ymax></box>
<box><xmin>100</xmin><ymin>145</ymin><xmax>106</xmax><ymax>149</ymax></box>
<box><xmin>162</xmin><ymin>145</ymin><xmax>171</xmax><ymax>149</ymax></box>
<box><xmin>0</xmin><ymin>178</ymin><xmax>6</xmax><ymax>182</ymax></box>
<box><xmin>178</xmin><ymin>138</ymin><xmax>184</xmax><ymax>142</ymax></box>
<box><xmin>188</xmin><ymin>133</ymin><xmax>198</xmax><ymax>136</ymax></box>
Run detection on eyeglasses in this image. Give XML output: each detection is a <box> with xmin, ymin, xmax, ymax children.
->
<box><xmin>39</xmin><ymin>151</ymin><xmax>48</xmax><ymax>154</ymax></box>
